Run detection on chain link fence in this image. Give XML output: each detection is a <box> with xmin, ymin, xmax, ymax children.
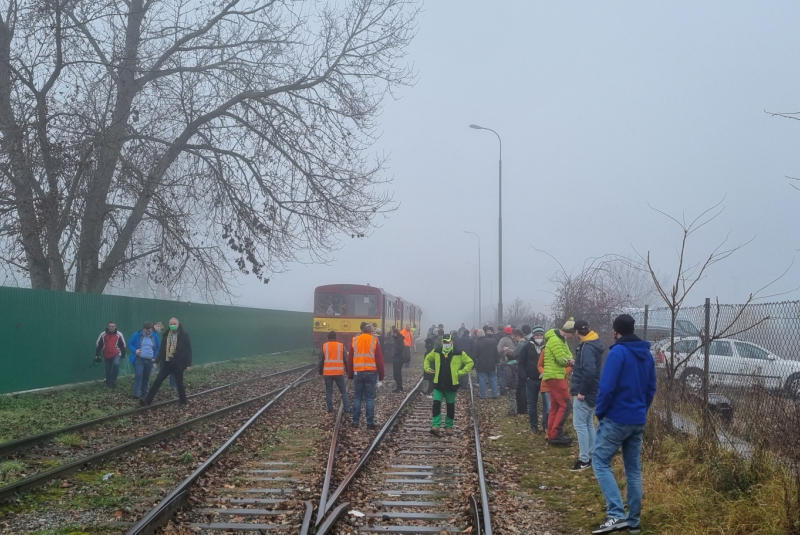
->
<box><xmin>565</xmin><ymin>301</ymin><xmax>800</xmax><ymax>470</ymax></box>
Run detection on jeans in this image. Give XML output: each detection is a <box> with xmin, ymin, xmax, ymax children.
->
<box><xmin>352</xmin><ymin>371</ymin><xmax>378</xmax><ymax>426</ymax></box>
<box><xmin>144</xmin><ymin>359</ymin><xmax>187</xmax><ymax>405</ymax></box>
<box><xmin>170</xmin><ymin>373</ymin><xmax>177</xmax><ymax>389</ymax></box>
<box><xmin>432</xmin><ymin>389</ymin><xmax>457</xmax><ymax>428</ymax></box>
<box><xmin>477</xmin><ymin>371</ymin><xmax>499</xmax><ymax>398</ymax></box>
<box><xmin>573</xmin><ymin>398</ymin><xmax>596</xmax><ymax>463</ymax></box>
<box><xmin>325</xmin><ymin>375</ymin><xmax>350</xmax><ymax>412</ymax></box>
<box><xmin>104</xmin><ymin>355</ymin><xmax>121</xmax><ymax>387</ymax></box>
<box><xmin>393</xmin><ymin>360</ymin><xmax>404</xmax><ymax>390</ymax></box>
<box><xmin>526</xmin><ymin>378</ymin><xmax>550</xmax><ymax>431</ymax></box>
<box><xmin>497</xmin><ymin>363</ymin><xmax>506</xmax><ymax>391</ymax></box>
<box><xmin>132</xmin><ymin>356</ymin><xmax>155</xmax><ymax>398</ymax></box>
<box><xmin>593</xmin><ymin>418</ymin><xmax>645</xmax><ymax>528</ymax></box>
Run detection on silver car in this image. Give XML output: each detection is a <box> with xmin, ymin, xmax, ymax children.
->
<box><xmin>655</xmin><ymin>337</ymin><xmax>800</xmax><ymax>399</ymax></box>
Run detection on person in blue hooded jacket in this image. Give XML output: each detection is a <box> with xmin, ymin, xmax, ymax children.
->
<box><xmin>128</xmin><ymin>322</ymin><xmax>161</xmax><ymax>401</ymax></box>
<box><xmin>591</xmin><ymin>314</ymin><xmax>656</xmax><ymax>535</ymax></box>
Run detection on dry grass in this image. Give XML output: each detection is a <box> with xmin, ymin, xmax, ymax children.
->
<box><xmin>640</xmin><ymin>419</ymin><xmax>798</xmax><ymax>535</ymax></box>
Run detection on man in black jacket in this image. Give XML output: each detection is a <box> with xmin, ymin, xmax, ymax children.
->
<box><xmin>519</xmin><ymin>325</ymin><xmax>548</xmax><ymax>433</ymax></box>
<box><xmin>570</xmin><ymin>319</ymin><xmax>604</xmax><ymax>472</ymax></box>
<box><xmin>391</xmin><ymin>326</ymin><xmax>408</xmax><ymax>392</ymax></box>
<box><xmin>141</xmin><ymin>317</ymin><xmax>192</xmax><ymax>407</ymax></box>
<box><xmin>472</xmin><ymin>329</ymin><xmax>500</xmax><ymax>399</ymax></box>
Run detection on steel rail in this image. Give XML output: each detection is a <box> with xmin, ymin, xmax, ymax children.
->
<box><xmin>124</xmin><ymin>369</ymin><xmax>313</xmax><ymax>535</ymax></box>
<box><xmin>468</xmin><ymin>376</ymin><xmax>493</xmax><ymax>535</ymax></box>
<box><xmin>311</xmin><ymin>404</ymin><xmax>344</xmax><ymax>531</ymax></box>
<box><xmin>314</xmin><ymin>377</ymin><xmax>425</xmax><ymax>535</ymax></box>
<box><xmin>0</xmin><ymin>363</ymin><xmax>315</xmax><ymax>457</ymax></box>
<box><xmin>0</xmin><ymin>374</ymin><xmax>315</xmax><ymax>502</ymax></box>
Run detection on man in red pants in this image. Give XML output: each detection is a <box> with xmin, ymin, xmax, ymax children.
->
<box><xmin>543</xmin><ymin>318</ymin><xmax>576</xmax><ymax>445</ymax></box>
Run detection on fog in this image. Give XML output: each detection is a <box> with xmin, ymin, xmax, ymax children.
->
<box><xmin>237</xmin><ymin>1</ymin><xmax>800</xmax><ymax>329</ymax></box>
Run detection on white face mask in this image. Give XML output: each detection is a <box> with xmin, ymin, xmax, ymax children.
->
<box><xmin>442</xmin><ymin>343</ymin><xmax>453</xmax><ymax>352</ymax></box>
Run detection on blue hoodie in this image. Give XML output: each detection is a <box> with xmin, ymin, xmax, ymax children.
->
<box><xmin>595</xmin><ymin>334</ymin><xmax>656</xmax><ymax>425</ymax></box>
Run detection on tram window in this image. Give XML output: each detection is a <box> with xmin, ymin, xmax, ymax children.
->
<box><xmin>316</xmin><ymin>293</ymin><xmax>345</xmax><ymax>316</ymax></box>
<box><xmin>348</xmin><ymin>294</ymin><xmax>378</xmax><ymax>316</ymax></box>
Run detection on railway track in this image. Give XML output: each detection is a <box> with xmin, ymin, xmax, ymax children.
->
<box><xmin>0</xmin><ymin>366</ymin><xmax>314</xmax><ymax>502</ymax></box>
<box><xmin>122</xmin><ymin>369</ymin><xmax>492</xmax><ymax>535</ymax></box>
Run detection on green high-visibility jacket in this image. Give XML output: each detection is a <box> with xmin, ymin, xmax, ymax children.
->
<box><xmin>542</xmin><ymin>329</ymin><xmax>572</xmax><ymax>381</ymax></box>
<box><xmin>424</xmin><ymin>349</ymin><xmax>474</xmax><ymax>386</ymax></box>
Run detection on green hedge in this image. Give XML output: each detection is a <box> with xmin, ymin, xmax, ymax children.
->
<box><xmin>0</xmin><ymin>286</ymin><xmax>311</xmax><ymax>394</ymax></box>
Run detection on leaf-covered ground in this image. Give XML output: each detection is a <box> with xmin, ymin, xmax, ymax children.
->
<box><xmin>0</xmin><ymin>349</ymin><xmax>316</xmax><ymax>443</ymax></box>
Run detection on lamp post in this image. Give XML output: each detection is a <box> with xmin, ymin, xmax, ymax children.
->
<box><xmin>469</xmin><ymin>124</ymin><xmax>503</xmax><ymax>324</ymax></box>
<box><xmin>463</xmin><ymin>231</ymin><xmax>482</xmax><ymax>326</ymax></box>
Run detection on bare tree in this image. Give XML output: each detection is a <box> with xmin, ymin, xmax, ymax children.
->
<box><xmin>0</xmin><ymin>0</ymin><xmax>419</xmax><ymax>297</ymax></box>
<box><xmin>534</xmin><ymin>249</ymin><xmax>656</xmax><ymax>325</ymax></box>
<box><xmin>638</xmin><ymin>200</ymin><xmax>753</xmax><ymax>427</ymax></box>
<box><xmin>503</xmin><ymin>297</ymin><xmax>551</xmax><ymax>329</ymax></box>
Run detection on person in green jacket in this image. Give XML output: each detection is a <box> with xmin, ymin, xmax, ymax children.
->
<box><xmin>424</xmin><ymin>334</ymin><xmax>474</xmax><ymax>436</ymax></box>
<box><xmin>544</xmin><ymin>318</ymin><xmax>577</xmax><ymax>445</ymax></box>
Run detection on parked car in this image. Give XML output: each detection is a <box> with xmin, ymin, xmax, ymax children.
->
<box><xmin>655</xmin><ymin>336</ymin><xmax>800</xmax><ymax>399</ymax></box>
<box><xmin>635</xmin><ymin>319</ymin><xmax>701</xmax><ymax>343</ymax></box>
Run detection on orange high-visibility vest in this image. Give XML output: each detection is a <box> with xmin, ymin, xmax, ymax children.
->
<box><xmin>352</xmin><ymin>333</ymin><xmax>378</xmax><ymax>372</ymax></box>
<box><xmin>400</xmin><ymin>329</ymin><xmax>413</xmax><ymax>347</ymax></box>
<box><xmin>322</xmin><ymin>341</ymin><xmax>346</xmax><ymax>376</ymax></box>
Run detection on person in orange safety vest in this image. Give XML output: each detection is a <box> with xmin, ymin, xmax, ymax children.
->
<box><xmin>318</xmin><ymin>331</ymin><xmax>351</xmax><ymax>414</ymax></box>
<box><xmin>347</xmin><ymin>322</ymin><xmax>385</xmax><ymax>429</ymax></box>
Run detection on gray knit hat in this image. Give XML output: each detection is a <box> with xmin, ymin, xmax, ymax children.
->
<box><xmin>532</xmin><ymin>325</ymin><xmax>545</xmax><ymax>336</ymax></box>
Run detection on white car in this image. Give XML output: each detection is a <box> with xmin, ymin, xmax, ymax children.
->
<box><xmin>654</xmin><ymin>337</ymin><xmax>800</xmax><ymax>399</ymax></box>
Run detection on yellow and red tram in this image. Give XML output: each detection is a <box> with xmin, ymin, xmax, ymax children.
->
<box><xmin>313</xmin><ymin>284</ymin><xmax>423</xmax><ymax>349</ymax></box>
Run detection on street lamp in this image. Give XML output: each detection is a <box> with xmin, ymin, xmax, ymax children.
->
<box><xmin>469</xmin><ymin>124</ymin><xmax>503</xmax><ymax>324</ymax></box>
<box><xmin>463</xmin><ymin>231</ymin><xmax>482</xmax><ymax>326</ymax></box>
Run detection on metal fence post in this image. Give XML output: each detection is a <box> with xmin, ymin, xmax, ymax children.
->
<box><xmin>643</xmin><ymin>305</ymin><xmax>649</xmax><ymax>340</ymax></box>
<box><xmin>702</xmin><ymin>297</ymin><xmax>711</xmax><ymax>442</ymax></box>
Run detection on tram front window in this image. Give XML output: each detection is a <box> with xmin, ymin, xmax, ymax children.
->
<box><xmin>348</xmin><ymin>294</ymin><xmax>379</xmax><ymax>317</ymax></box>
<box><xmin>315</xmin><ymin>293</ymin><xmax>345</xmax><ymax>316</ymax></box>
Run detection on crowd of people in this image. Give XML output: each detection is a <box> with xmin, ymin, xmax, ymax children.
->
<box><xmin>93</xmin><ymin>310</ymin><xmax>654</xmax><ymax>534</ymax></box>
<box><xmin>94</xmin><ymin>318</ymin><xmax>192</xmax><ymax>406</ymax></box>
<box><xmin>317</xmin><ymin>315</ymin><xmax>656</xmax><ymax>535</ymax></box>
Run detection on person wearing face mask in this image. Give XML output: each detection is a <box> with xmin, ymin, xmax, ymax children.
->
<box><xmin>95</xmin><ymin>321</ymin><xmax>126</xmax><ymax>388</ymax></box>
<box><xmin>519</xmin><ymin>325</ymin><xmax>548</xmax><ymax>433</ymax></box>
<box><xmin>140</xmin><ymin>317</ymin><xmax>192</xmax><ymax>407</ymax></box>
<box><xmin>424</xmin><ymin>334</ymin><xmax>474</xmax><ymax>436</ymax></box>
<box><xmin>153</xmin><ymin>321</ymin><xmax>178</xmax><ymax>390</ymax></box>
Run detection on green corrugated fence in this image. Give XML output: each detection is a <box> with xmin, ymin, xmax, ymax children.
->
<box><xmin>0</xmin><ymin>286</ymin><xmax>311</xmax><ymax>394</ymax></box>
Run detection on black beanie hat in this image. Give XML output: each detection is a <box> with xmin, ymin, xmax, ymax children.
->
<box><xmin>612</xmin><ymin>314</ymin><xmax>635</xmax><ymax>336</ymax></box>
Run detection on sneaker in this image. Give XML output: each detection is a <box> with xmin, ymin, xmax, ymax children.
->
<box><xmin>444</xmin><ymin>428</ymin><xmax>454</xmax><ymax>436</ymax></box>
<box><xmin>138</xmin><ymin>398</ymin><xmax>148</xmax><ymax>407</ymax></box>
<box><xmin>430</xmin><ymin>427</ymin><xmax>441</xmax><ymax>437</ymax></box>
<box><xmin>592</xmin><ymin>518</ymin><xmax>628</xmax><ymax>534</ymax></box>
<box><xmin>530</xmin><ymin>428</ymin><xmax>541</xmax><ymax>434</ymax></box>
<box><xmin>327</xmin><ymin>408</ymin><xmax>334</xmax><ymax>413</ymax></box>
<box><xmin>367</xmin><ymin>424</ymin><xmax>377</xmax><ymax>430</ymax></box>
<box><xmin>425</xmin><ymin>395</ymin><xmax>433</xmax><ymax>399</ymax></box>
<box><xmin>570</xmin><ymin>459</ymin><xmax>592</xmax><ymax>472</ymax></box>
<box><xmin>352</xmin><ymin>423</ymin><xmax>359</xmax><ymax>428</ymax></box>
<box><xmin>628</xmin><ymin>527</ymin><xmax>641</xmax><ymax>535</ymax></box>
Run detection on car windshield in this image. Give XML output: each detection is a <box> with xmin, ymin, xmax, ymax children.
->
<box><xmin>315</xmin><ymin>293</ymin><xmax>346</xmax><ymax>315</ymax></box>
<box><xmin>347</xmin><ymin>293</ymin><xmax>379</xmax><ymax>316</ymax></box>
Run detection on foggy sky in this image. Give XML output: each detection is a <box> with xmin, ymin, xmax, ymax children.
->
<box><xmin>238</xmin><ymin>1</ymin><xmax>800</xmax><ymax>330</ymax></box>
